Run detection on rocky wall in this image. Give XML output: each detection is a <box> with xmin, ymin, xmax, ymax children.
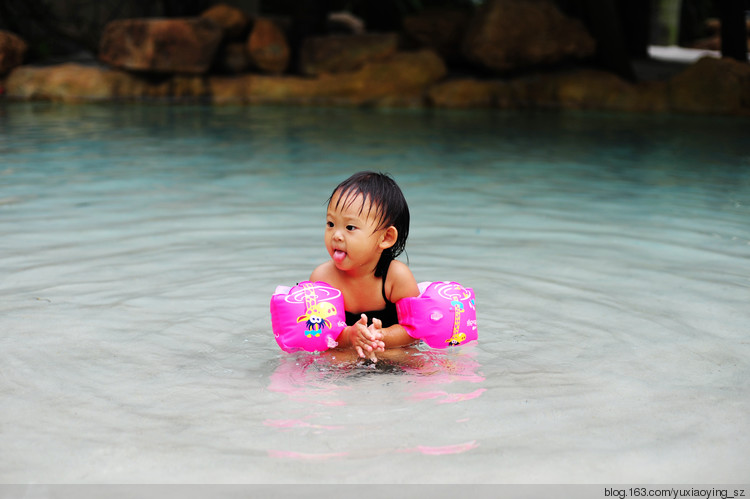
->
<box><xmin>1</xmin><ymin>1</ymin><xmax>749</xmax><ymax>115</ymax></box>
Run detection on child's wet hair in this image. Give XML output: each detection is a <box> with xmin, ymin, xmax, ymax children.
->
<box><xmin>328</xmin><ymin>171</ymin><xmax>410</xmax><ymax>277</ymax></box>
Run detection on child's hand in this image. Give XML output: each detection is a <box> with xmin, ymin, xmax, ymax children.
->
<box><xmin>368</xmin><ymin>318</ymin><xmax>387</xmax><ymax>353</ymax></box>
<box><xmin>349</xmin><ymin>314</ymin><xmax>384</xmax><ymax>360</ymax></box>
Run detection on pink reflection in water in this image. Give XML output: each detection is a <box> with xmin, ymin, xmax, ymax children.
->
<box><xmin>406</xmin><ymin>349</ymin><xmax>485</xmax><ymax>385</ymax></box>
<box><xmin>410</xmin><ymin>388</ymin><xmax>487</xmax><ymax>404</ymax></box>
<box><xmin>267</xmin><ymin>354</ymin><xmax>353</xmax><ymax>406</ymax></box>
<box><xmin>394</xmin><ymin>440</ymin><xmax>480</xmax><ymax>456</ymax></box>
<box><xmin>416</xmin><ymin>440</ymin><xmax>479</xmax><ymax>455</ymax></box>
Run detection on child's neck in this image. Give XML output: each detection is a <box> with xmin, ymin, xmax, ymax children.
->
<box><xmin>339</xmin><ymin>265</ymin><xmax>379</xmax><ymax>282</ymax></box>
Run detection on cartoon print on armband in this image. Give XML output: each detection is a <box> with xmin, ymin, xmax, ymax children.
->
<box><xmin>297</xmin><ymin>302</ymin><xmax>338</xmax><ymax>337</ymax></box>
<box><xmin>445</xmin><ymin>284</ymin><xmax>471</xmax><ymax>346</ymax></box>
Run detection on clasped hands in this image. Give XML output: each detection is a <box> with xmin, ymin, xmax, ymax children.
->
<box><xmin>348</xmin><ymin>314</ymin><xmax>386</xmax><ymax>361</ymax></box>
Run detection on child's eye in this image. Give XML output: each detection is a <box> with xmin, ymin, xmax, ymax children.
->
<box><xmin>326</xmin><ymin>221</ymin><xmax>334</xmax><ymax>228</ymax></box>
<box><xmin>346</xmin><ymin>225</ymin><xmax>356</xmax><ymax>231</ymax></box>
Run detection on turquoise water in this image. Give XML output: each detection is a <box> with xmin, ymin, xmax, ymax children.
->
<box><xmin>1</xmin><ymin>103</ymin><xmax>749</xmax><ymax>483</ymax></box>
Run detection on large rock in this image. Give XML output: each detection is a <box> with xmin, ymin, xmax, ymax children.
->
<box><xmin>427</xmin><ymin>78</ymin><xmax>510</xmax><ymax>108</ymax></box>
<box><xmin>666</xmin><ymin>57</ymin><xmax>750</xmax><ymax>115</ymax></box>
<box><xmin>462</xmin><ymin>0</ymin><xmax>596</xmax><ymax>72</ymax></box>
<box><xmin>346</xmin><ymin>49</ymin><xmax>446</xmax><ymax>101</ymax></box>
<box><xmin>210</xmin><ymin>74</ymin><xmax>344</xmax><ymax>105</ymax></box>
<box><xmin>99</xmin><ymin>17</ymin><xmax>223</xmax><ymax>74</ymax></box>
<box><xmin>513</xmin><ymin>70</ymin><xmax>639</xmax><ymax>110</ymax></box>
<box><xmin>6</xmin><ymin>64</ymin><xmax>119</xmax><ymax>101</ymax></box>
<box><xmin>403</xmin><ymin>8</ymin><xmax>472</xmax><ymax>63</ymax></box>
<box><xmin>427</xmin><ymin>71</ymin><xmax>673</xmax><ymax>113</ymax></box>
<box><xmin>210</xmin><ymin>49</ymin><xmax>446</xmax><ymax>106</ymax></box>
<box><xmin>200</xmin><ymin>3</ymin><xmax>250</xmax><ymax>40</ymax></box>
<box><xmin>0</xmin><ymin>30</ymin><xmax>28</xmax><ymax>75</ymax></box>
<box><xmin>299</xmin><ymin>33</ymin><xmax>399</xmax><ymax>76</ymax></box>
<box><xmin>246</xmin><ymin>17</ymin><xmax>289</xmax><ymax>75</ymax></box>
<box><xmin>5</xmin><ymin>63</ymin><xmax>209</xmax><ymax>102</ymax></box>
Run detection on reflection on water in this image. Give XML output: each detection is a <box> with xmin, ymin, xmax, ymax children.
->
<box><xmin>266</xmin><ymin>347</ymin><xmax>485</xmax><ymax>459</ymax></box>
<box><xmin>268</xmin><ymin>347</ymin><xmax>485</xmax><ymax>402</ymax></box>
<box><xmin>0</xmin><ymin>102</ymin><xmax>749</xmax><ymax>483</ymax></box>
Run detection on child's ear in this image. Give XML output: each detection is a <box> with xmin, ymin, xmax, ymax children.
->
<box><xmin>380</xmin><ymin>226</ymin><xmax>398</xmax><ymax>249</ymax></box>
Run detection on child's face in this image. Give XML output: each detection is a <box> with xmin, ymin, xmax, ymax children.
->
<box><xmin>325</xmin><ymin>191</ymin><xmax>390</xmax><ymax>274</ymax></box>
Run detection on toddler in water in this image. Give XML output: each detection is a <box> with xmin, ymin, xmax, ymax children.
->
<box><xmin>310</xmin><ymin>171</ymin><xmax>420</xmax><ymax>359</ymax></box>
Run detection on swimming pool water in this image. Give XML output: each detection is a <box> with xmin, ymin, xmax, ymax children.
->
<box><xmin>1</xmin><ymin>103</ymin><xmax>748</xmax><ymax>483</ymax></box>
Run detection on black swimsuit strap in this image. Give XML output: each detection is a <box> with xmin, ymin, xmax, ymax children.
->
<box><xmin>381</xmin><ymin>261</ymin><xmax>391</xmax><ymax>304</ymax></box>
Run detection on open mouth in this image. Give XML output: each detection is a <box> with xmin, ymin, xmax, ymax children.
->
<box><xmin>333</xmin><ymin>249</ymin><xmax>347</xmax><ymax>263</ymax></box>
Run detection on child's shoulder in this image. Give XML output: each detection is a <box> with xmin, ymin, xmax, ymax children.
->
<box><xmin>310</xmin><ymin>261</ymin><xmax>336</xmax><ymax>282</ymax></box>
<box><xmin>385</xmin><ymin>260</ymin><xmax>419</xmax><ymax>302</ymax></box>
<box><xmin>387</xmin><ymin>259</ymin><xmax>414</xmax><ymax>280</ymax></box>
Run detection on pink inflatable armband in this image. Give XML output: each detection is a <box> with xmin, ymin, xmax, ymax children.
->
<box><xmin>270</xmin><ymin>281</ymin><xmax>347</xmax><ymax>352</ymax></box>
<box><xmin>396</xmin><ymin>281</ymin><xmax>477</xmax><ymax>349</ymax></box>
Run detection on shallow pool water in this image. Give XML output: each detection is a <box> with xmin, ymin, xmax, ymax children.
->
<box><xmin>1</xmin><ymin>103</ymin><xmax>748</xmax><ymax>484</ymax></box>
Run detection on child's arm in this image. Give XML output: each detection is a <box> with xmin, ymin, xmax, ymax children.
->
<box><xmin>370</xmin><ymin>319</ymin><xmax>414</xmax><ymax>349</ymax></box>
<box><xmin>372</xmin><ymin>260</ymin><xmax>421</xmax><ymax>349</ymax></box>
